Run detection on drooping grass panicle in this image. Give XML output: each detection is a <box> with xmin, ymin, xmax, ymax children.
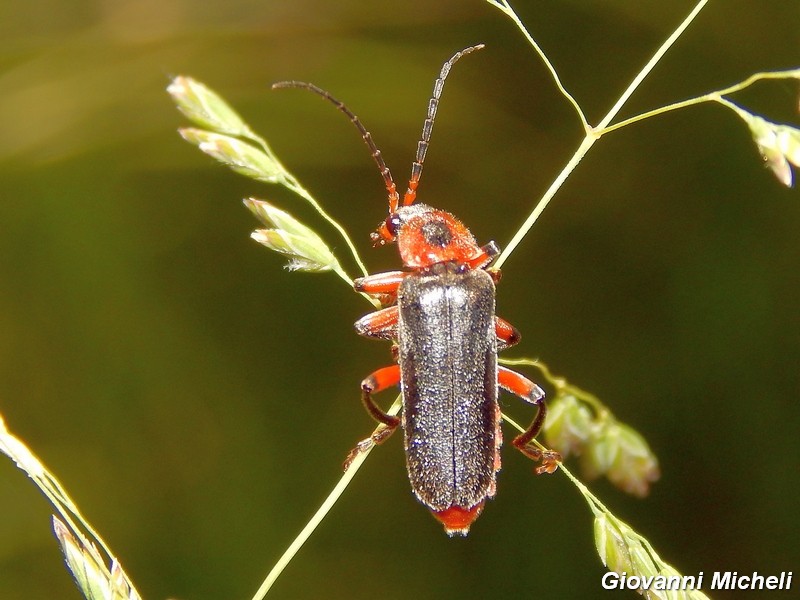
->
<box><xmin>501</xmin><ymin>357</ymin><xmax>660</xmax><ymax>498</ymax></box>
<box><xmin>168</xmin><ymin>75</ymin><xmax>371</xmax><ymax>279</ymax></box>
<box><xmin>179</xmin><ymin>128</ymin><xmax>285</xmax><ymax>184</ymax></box>
<box><xmin>0</xmin><ymin>414</ymin><xmax>141</xmax><ymax>600</ymax></box>
<box><xmin>168</xmin><ymin>76</ymin><xmax>252</xmax><ymax>138</ymax></box>
<box><xmin>501</xmin><ymin>409</ymin><xmax>702</xmax><ymax>599</ymax></box>
<box><xmin>245</xmin><ymin>197</ymin><xmax>348</xmax><ymax>280</ymax></box>
<box><xmin>715</xmin><ymin>97</ymin><xmax>800</xmax><ymax>187</ymax></box>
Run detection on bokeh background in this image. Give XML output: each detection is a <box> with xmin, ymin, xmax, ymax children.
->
<box><xmin>1</xmin><ymin>1</ymin><xmax>798</xmax><ymax>599</ymax></box>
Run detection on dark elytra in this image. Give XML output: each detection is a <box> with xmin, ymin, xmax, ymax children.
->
<box><xmin>398</xmin><ymin>262</ymin><xmax>499</xmax><ymax>510</ymax></box>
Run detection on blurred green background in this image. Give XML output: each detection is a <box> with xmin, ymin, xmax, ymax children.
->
<box><xmin>1</xmin><ymin>1</ymin><xmax>798</xmax><ymax>599</ymax></box>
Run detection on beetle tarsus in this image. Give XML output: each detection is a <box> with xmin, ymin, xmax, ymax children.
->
<box><xmin>536</xmin><ymin>451</ymin><xmax>562</xmax><ymax>474</ymax></box>
<box><xmin>343</xmin><ymin>423</ymin><xmax>398</xmax><ymax>471</ymax></box>
<box><xmin>512</xmin><ymin>440</ymin><xmax>562</xmax><ymax>474</ymax></box>
<box><xmin>342</xmin><ymin>366</ymin><xmax>402</xmax><ymax>471</ymax></box>
<box><xmin>343</xmin><ymin>441</ymin><xmax>371</xmax><ymax>471</ymax></box>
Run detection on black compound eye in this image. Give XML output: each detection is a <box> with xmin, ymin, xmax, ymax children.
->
<box><xmin>420</xmin><ymin>220</ymin><xmax>453</xmax><ymax>247</ymax></box>
<box><xmin>386</xmin><ymin>214</ymin><xmax>402</xmax><ymax>237</ymax></box>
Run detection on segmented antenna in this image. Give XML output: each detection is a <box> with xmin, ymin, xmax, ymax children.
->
<box><xmin>403</xmin><ymin>43</ymin><xmax>484</xmax><ymax>206</ymax></box>
<box><xmin>272</xmin><ymin>44</ymin><xmax>484</xmax><ymax>214</ymax></box>
<box><xmin>271</xmin><ymin>79</ymin><xmax>400</xmax><ymax>212</ymax></box>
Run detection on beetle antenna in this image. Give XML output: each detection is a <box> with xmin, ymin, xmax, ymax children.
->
<box><xmin>272</xmin><ymin>80</ymin><xmax>401</xmax><ymax>213</ymax></box>
<box><xmin>403</xmin><ymin>44</ymin><xmax>484</xmax><ymax>206</ymax></box>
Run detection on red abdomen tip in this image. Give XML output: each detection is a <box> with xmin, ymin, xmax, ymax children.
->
<box><xmin>432</xmin><ymin>503</ymin><xmax>485</xmax><ymax>536</ymax></box>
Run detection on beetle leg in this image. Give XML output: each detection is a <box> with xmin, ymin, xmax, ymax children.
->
<box><xmin>353</xmin><ymin>270</ymin><xmax>408</xmax><ymax>298</ymax></box>
<box><xmin>498</xmin><ymin>366</ymin><xmax>561</xmax><ymax>474</ymax></box>
<box><xmin>354</xmin><ymin>305</ymin><xmax>398</xmax><ymax>341</ymax></box>
<box><xmin>465</xmin><ymin>241</ymin><xmax>500</xmax><ymax>270</ymax></box>
<box><xmin>495</xmin><ymin>316</ymin><xmax>521</xmax><ymax>350</ymax></box>
<box><xmin>354</xmin><ymin>271</ymin><xmax>408</xmax><ymax>306</ymax></box>
<box><xmin>343</xmin><ymin>365</ymin><xmax>402</xmax><ymax>470</ymax></box>
<box><xmin>360</xmin><ymin>365</ymin><xmax>402</xmax><ymax>428</ymax></box>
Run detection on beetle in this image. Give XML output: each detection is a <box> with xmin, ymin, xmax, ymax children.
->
<box><xmin>273</xmin><ymin>45</ymin><xmax>559</xmax><ymax>536</ymax></box>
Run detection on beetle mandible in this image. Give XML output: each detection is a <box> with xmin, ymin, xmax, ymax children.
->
<box><xmin>273</xmin><ymin>44</ymin><xmax>559</xmax><ymax>536</ymax></box>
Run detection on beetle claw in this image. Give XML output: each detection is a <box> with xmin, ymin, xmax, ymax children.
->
<box><xmin>535</xmin><ymin>451</ymin><xmax>562</xmax><ymax>475</ymax></box>
<box><xmin>343</xmin><ymin>440</ymin><xmax>372</xmax><ymax>471</ymax></box>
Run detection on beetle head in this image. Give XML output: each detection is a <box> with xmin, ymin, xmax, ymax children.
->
<box><xmin>373</xmin><ymin>204</ymin><xmax>486</xmax><ymax>269</ymax></box>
